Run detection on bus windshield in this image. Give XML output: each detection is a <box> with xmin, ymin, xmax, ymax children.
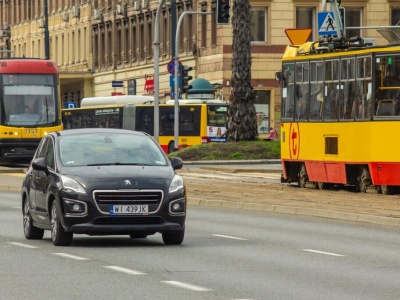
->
<box><xmin>1</xmin><ymin>74</ymin><xmax>57</xmax><ymax>126</ymax></box>
<box><xmin>207</xmin><ymin>105</ymin><xmax>227</xmax><ymax>137</ymax></box>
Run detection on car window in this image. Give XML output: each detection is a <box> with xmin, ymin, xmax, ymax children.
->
<box><xmin>45</xmin><ymin>138</ymin><xmax>55</xmax><ymax>169</ymax></box>
<box><xmin>36</xmin><ymin>137</ymin><xmax>50</xmax><ymax>159</ymax></box>
<box><xmin>59</xmin><ymin>132</ymin><xmax>168</xmax><ymax>167</ymax></box>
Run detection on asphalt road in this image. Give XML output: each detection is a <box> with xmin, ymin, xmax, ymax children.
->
<box><xmin>2</xmin><ymin>191</ymin><xmax>400</xmax><ymax>300</ymax></box>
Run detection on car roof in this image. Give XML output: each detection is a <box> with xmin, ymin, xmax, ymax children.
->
<box><xmin>53</xmin><ymin>128</ymin><xmax>147</xmax><ymax>137</ymax></box>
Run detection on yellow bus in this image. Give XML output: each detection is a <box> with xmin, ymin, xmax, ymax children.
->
<box><xmin>62</xmin><ymin>96</ymin><xmax>228</xmax><ymax>154</ymax></box>
<box><xmin>278</xmin><ymin>30</ymin><xmax>400</xmax><ymax>195</ymax></box>
<box><xmin>0</xmin><ymin>58</ymin><xmax>63</xmax><ymax>163</ymax></box>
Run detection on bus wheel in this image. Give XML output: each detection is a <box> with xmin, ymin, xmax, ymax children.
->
<box><xmin>380</xmin><ymin>185</ymin><xmax>394</xmax><ymax>195</ymax></box>
<box><xmin>317</xmin><ymin>182</ymin><xmax>325</xmax><ymax>190</ymax></box>
<box><xmin>298</xmin><ymin>165</ymin><xmax>307</xmax><ymax>188</ymax></box>
<box><xmin>168</xmin><ymin>142</ymin><xmax>175</xmax><ymax>154</ymax></box>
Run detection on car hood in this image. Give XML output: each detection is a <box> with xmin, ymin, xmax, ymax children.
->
<box><xmin>59</xmin><ymin>165</ymin><xmax>176</xmax><ymax>190</ymax></box>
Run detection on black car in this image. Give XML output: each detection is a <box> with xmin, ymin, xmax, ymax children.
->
<box><xmin>21</xmin><ymin>128</ymin><xmax>186</xmax><ymax>246</ymax></box>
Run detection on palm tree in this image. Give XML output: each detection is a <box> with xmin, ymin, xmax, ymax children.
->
<box><xmin>225</xmin><ymin>0</ymin><xmax>258</xmax><ymax>141</ymax></box>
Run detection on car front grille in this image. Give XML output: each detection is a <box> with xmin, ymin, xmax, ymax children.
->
<box><xmin>92</xmin><ymin>189</ymin><xmax>164</xmax><ymax>214</ymax></box>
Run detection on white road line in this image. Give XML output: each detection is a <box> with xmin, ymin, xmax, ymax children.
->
<box><xmin>303</xmin><ymin>249</ymin><xmax>345</xmax><ymax>257</ymax></box>
<box><xmin>213</xmin><ymin>234</ymin><xmax>248</xmax><ymax>241</ymax></box>
<box><xmin>103</xmin><ymin>266</ymin><xmax>146</xmax><ymax>275</ymax></box>
<box><xmin>12</xmin><ymin>207</ymin><xmax>21</xmax><ymax>209</ymax></box>
<box><xmin>8</xmin><ymin>242</ymin><xmax>38</xmax><ymax>249</ymax></box>
<box><xmin>52</xmin><ymin>253</ymin><xmax>89</xmax><ymax>260</ymax></box>
<box><xmin>162</xmin><ymin>281</ymin><xmax>212</xmax><ymax>291</ymax></box>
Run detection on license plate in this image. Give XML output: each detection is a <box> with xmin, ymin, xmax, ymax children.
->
<box><xmin>110</xmin><ymin>205</ymin><xmax>148</xmax><ymax>215</ymax></box>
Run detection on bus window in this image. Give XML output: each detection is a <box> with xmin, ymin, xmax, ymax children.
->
<box><xmin>179</xmin><ymin>106</ymin><xmax>200</xmax><ymax>136</ymax></box>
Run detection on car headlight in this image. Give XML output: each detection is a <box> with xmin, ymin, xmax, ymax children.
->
<box><xmin>169</xmin><ymin>174</ymin><xmax>184</xmax><ymax>193</ymax></box>
<box><xmin>59</xmin><ymin>175</ymin><xmax>86</xmax><ymax>194</ymax></box>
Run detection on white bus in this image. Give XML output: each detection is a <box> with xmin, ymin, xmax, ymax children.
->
<box><xmin>81</xmin><ymin>95</ymin><xmax>154</xmax><ymax>107</ymax></box>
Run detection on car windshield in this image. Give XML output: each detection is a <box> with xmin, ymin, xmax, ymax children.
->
<box><xmin>58</xmin><ymin>132</ymin><xmax>168</xmax><ymax>167</ymax></box>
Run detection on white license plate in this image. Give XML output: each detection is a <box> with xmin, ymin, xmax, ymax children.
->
<box><xmin>110</xmin><ymin>205</ymin><xmax>148</xmax><ymax>215</ymax></box>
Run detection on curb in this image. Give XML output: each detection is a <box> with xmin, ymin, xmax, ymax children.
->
<box><xmin>199</xmin><ymin>166</ymin><xmax>282</xmax><ymax>174</ymax></box>
<box><xmin>187</xmin><ymin>198</ymin><xmax>400</xmax><ymax>228</ymax></box>
<box><xmin>183</xmin><ymin>159</ymin><xmax>282</xmax><ymax>165</ymax></box>
<box><xmin>0</xmin><ymin>168</ymin><xmax>26</xmax><ymax>174</ymax></box>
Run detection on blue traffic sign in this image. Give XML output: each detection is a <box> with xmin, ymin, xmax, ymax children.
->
<box><xmin>318</xmin><ymin>11</ymin><xmax>338</xmax><ymax>36</ymax></box>
<box><xmin>167</xmin><ymin>60</ymin><xmax>182</xmax><ymax>75</ymax></box>
<box><xmin>170</xmin><ymin>75</ymin><xmax>182</xmax><ymax>88</ymax></box>
<box><xmin>65</xmin><ymin>101</ymin><xmax>77</xmax><ymax>109</ymax></box>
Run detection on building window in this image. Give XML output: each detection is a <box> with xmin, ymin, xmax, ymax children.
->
<box><xmin>345</xmin><ymin>7</ymin><xmax>362</xmax><ymax>38</ymax></box>
<box><xmin>391</xmin><ymin>7</ymin><xmax>400</xmax><ymax>25</ymax></box>
<box><xmin>250</xmin><ymin>7</ymin><xmax>267</xmax><ymax>42</ymax></box>
<box><xmin>296</xmin><ymin>7</ymin><xmax>315</xmax><ymax>41</ymax></box>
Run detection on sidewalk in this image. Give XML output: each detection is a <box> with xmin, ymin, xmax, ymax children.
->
<box><xmin>2</xmin><ymin>162</ymin><xmax>400</xmax><ymax>228</ymax></box>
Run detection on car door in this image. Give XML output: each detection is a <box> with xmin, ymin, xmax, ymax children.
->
<box><xmin>28</xmin><ymin>138</ymin><xmax>48</xmax><ymax>211</ymax></box>
<box><xmin>33</xmin><ymin>137</ymin><xmax>54</xmax><ymax>215</ymax></box>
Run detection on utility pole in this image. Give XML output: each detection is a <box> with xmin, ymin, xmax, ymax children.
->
<box><xmin>44</xmin><ymin>0</ymin><xmax>50</xmax><ymax>59</ymax></box>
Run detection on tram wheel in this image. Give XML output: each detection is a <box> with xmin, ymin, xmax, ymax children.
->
<box><xmin>380</xmin><ymin>185</ymin><xmax>394</xmax><ymax>195</ymax></box>
<box><xmin>356</xmin><ymin>168</ymin><xmax>370</xmax><ymax>193</ymax></box>
<box><xmin>298</xmin><ymin>165</ymin><xmax>307</xmax><ymax>188</ymax></box>
<box><xmin>317</xmin><ymin>182</ymin><xmax>325</xmax><ymax>190</ymax></box>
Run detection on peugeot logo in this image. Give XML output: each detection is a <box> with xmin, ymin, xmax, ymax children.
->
<box><xmin>124</xmin><ymin>180</ymin><xmax>131</xmax><ymax>185</ymax></box>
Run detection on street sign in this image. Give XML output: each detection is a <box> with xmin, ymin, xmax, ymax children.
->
<box><xmin>170</xmin><ymin>92</ymin><xmax>182</xmax><ymax>99</ymax></box>
<box><xmin>285</xmin><ymin>28</ymin><xmax>312</xmax><ymax>45</ymax></box>
<box><xmin>170</xmin><ymin>75</ymin><xmax>182</xmax><ymax>88</ymax></box>
<box><xmin>167</xmin><ymin>60</ymin><xmax>182</xmax><ymax>75</ymax></box>
<box><xmin>65</xmin><ymin>101</ymin><xmax>77</xmax><ymax>109</ymax></box>
<box><xmin>112</xmin><ymin>80</ymin><xmax>124</xmax><ymax>88</ymax></box>
<box><xmin>318</xmin><ymin>11</ymin><xmax>338</xmax><ymax>36</ymax></box>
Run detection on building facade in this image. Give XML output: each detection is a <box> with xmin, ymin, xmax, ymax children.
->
<box><xmin>0</xmin><ymin>0</ymin><xmax>398</xmax><ymax>135</ymax></box>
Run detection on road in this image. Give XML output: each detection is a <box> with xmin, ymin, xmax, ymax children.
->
<box><xmin>2</xmin><ymin>191</ymin><xmax>400</xmax><ymax>300</ymax></box>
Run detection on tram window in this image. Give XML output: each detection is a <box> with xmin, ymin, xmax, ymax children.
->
<box><xmin>325</xmin><ymin>137</ymin><xmax>338</xmax><ymax>155</ymax></box>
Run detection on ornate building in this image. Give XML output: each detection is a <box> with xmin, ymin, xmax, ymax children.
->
<box><xmin>0</xmin><ymin>0</ymin><xmax>397</xmax><ymax>133</ymax></box>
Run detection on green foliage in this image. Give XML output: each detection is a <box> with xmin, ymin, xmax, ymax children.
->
<box><xmin>167</xmin><ymin>140</ymin><xmax>280</xmax><ymax>161</ymax></box>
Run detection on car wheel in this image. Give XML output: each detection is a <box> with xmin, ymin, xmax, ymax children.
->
<box><xmin>162</xmin><ymin>227</ymin><xmax>185</xmax><ymax>245</ymax></box>
<box><xmin>51</xmin><ymin>201</ymin><xmax>73</xmax><ymax>246</ymax></box>
<box><xmin>129</xmin><ymin>233</ymin><xmax>148</xmax><ymax>239</ymax></box>
<box><xmin>23</xmin><ymin>198</ymin><xmax>44</xmax><ymax>240</ymax></box>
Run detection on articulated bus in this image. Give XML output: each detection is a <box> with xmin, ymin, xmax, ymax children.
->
<box><xmin>0</xmin><ymin>58</ymin><xmax>62</xmax><ymax>162</ymax></box>
<box><xmin>62</xmin><ymin>96</ymin><xmax>228</xmax><ymax>154</ymax></box>
<box><xmin>278</xmin><ymin>30</ymin><xmax>400</xmax><ymax>195</ymax></box>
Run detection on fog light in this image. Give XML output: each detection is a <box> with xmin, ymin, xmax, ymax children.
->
<box><xmin>172</xmin><ymin>203</ymin><xmax>181</xmax><ymax>211</ymax></box>
<box><xmin>72</xmin><ymin>204</ymin><xmax>81</xmax><ymax>211</ymax></box>
<box><xmin>170</xmin><ymin>198</ymin><xmax>185</xmax><ymax>214</ymax></box>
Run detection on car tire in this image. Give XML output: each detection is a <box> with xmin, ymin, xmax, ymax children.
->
<box><xmin>129</xmin><ymin>233</ymin><xmax>148</xmax><ymax>239</ymax></box>
<box><xmin>162</xmin><ymin>227</ymin><xmax>185</xmax><ymax>245</ymax></box>
<box><xmin>23</xmin><ymin>198</ymin><xmax>44</xmax><ymax>240</ymax></box>
<box><xmin>51</xmin><ymin>201</ymin><xmax>73</xmax><ymax>246</ymax></box>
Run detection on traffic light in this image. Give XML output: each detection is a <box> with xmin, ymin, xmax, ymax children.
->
<box><xmin>217</xmin><ymin>0</ymin><xmax>230</xmax><ymax>25</ymax></box>
<box><xmin>181</xmin><ymin>65</ymin><xmax>193</xmax><ymax>93</ymax></box>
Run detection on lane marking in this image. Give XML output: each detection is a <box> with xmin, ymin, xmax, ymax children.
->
<box><xmin>12</xmin><ymin>207</ymin><xmax>21</xmax><ymax>209</ymax></box>
<box><xmin>52</xmin><ymin>253</ymin><xmax>89</xmax><ymax>260</ymax></box>
<box><xmin>303</xmin><ymin>249</ymin><xmax>345</xmax><ymax>257</ymax></box>
<box><xmin>8</xmin><ymin>242</ymin><xmax>38</xmax><ymax>249</ymax></box>
<box><xmin>213</xmin><ymin>234</ymin><xmax>248</xmax><ymax>241</ymax></box>
<box><xmin>103</xmin><ymin>266</ymin><xmax>146</xmax><ymax>275</ymax></box>
<box><xmin>162</xmin><ymin>281</ymin><xmax>212</xmax><ymax>291</ymax></box>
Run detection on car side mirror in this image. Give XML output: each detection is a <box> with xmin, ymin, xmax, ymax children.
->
<box><xmin>32</xmin><ymin>157</ymin><xmax>49</xmax><ymax>175</ymax></box>
<box><xmin>170</xmin><ymin>157</ymin><xmax>183</xmax><ymax>171</ymax></box>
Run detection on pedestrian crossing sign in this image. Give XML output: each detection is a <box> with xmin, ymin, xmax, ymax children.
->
<box><xmin>318</xmin><ymin>11</ymin><xmax>338</xmax><ymax>36</ymax></box>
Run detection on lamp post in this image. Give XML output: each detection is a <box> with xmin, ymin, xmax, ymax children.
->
<box><xmin>44</xmin><ymin>0</ymin><xmax>50</xmax><ymax>59</ymax></box>
<box><xmin>173</xmin><ymin>11</ymin><xmax>211</xmax><ymax>151</ymax></box>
